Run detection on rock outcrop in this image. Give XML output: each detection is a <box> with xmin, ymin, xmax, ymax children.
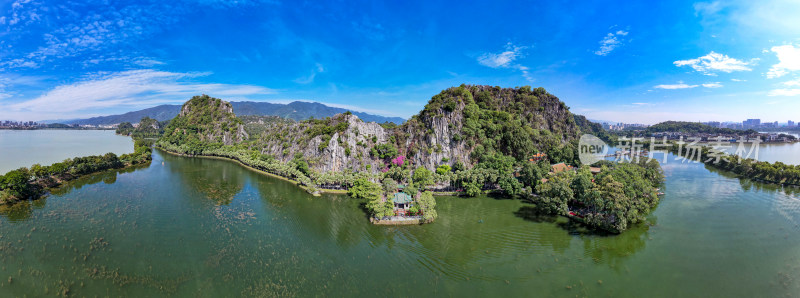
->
<box><xmin>392</xmin><ymin>85</ymin><xmax>581</xmax><ymax>170</ymax></box>
<box><xmin>250</xmin><ymin>113</ymin><xmax>388</xmax><ymax>173</ymax></box>
<box><xmin>161</xmin><ymin>94</ymin><xmax>248</xmax><ymax>147</ymax></box>
<box><xmin>246</xmin><ymin>85</ymin><xmax>585</xmax><ymax>173</ymax></box>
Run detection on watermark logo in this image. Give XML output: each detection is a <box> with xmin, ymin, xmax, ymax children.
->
<box><xmin>609</xmin><ymin>136</ymin><xmax>761</xmax><ymax>165</ymax></box>
<box><xmin>579</xmin><ymin>134</ymin><xmax>609</xmax><ymax>165</ymax></box>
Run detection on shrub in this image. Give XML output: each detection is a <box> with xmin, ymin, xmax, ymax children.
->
<box><xmin>464</xmin><ymin>182</ymin><xmax>481</xmax><ymax>197</ymax></box>
<box><xmin>412</xmin><ymin>167</ymin><xmax>433</xmax><ymax>188</ymax></box>
<box><xmin>436</xmin><ymin>165</ymin><xmax>451</xmax><ymax>175</ymax></box>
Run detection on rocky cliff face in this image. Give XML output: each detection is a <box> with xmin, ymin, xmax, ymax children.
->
<box><xmin>246</xmin><ymin>85</ymin><xmax>583</xmax><ymax>173</ymax></box>
<box><xmin>395</xmin><ymin>105</ymin><xmax>470</xmax><ymax>170</ymax></box>
<box><xmin>392</xmin><ymin>85</ymin><xmax>581</xmax><ymax>170</ymax></box>
<box><xmin>138</xmin><ymin>116</ymin><xmax>160</xmax><ymax>130</ymax></box>
<box><xmin>250</xmin><ymin>113</ymin><xmax>388</xmax><ymax>174</ymax></box>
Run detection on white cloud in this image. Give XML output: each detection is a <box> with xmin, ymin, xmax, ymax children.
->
<box><xmin>0</xmin><ymin>2</ymin><xmax>183</xmax><ymax>69</ymax></box>
<box><xmin>768</xmin><ymin>89</ymin><xmax>800</xmax><ymax>96</ymax></box>
<box><xmin>731</xmin><ymin>78</ymin><xmax>746</xmax><ymax>82</ymax></box>
<box><xmin>694</xmin><ymin>1</ymin><xmax>725</xmax><ymax>17</ymax></box>
<box><xmin>783</xmin><ymin>78</ymin><xmax>800</xmax><ymax>87</ymax></box>
<box><xmin>5</xmin><ymin>0</ymin><xmax>42</xmax><ymax>27</ymax></box>
<box><xmin>477</xmin><ymin>43</ymin><xmax>534</xmax><ymax>82</ymax></box>
<box><xmin>594</xmin><ymin>30</ymin><xmax>629</xmax><ymax>56</ymax></box>
<box><xmin>0</xmin><ymin>1</ymin><xmax>272</xmax><ymax>70</ymax></box>
<box><xmin>766</xmin><ymin>45</ymin><xmax>800</xmax><ymax>78</ymax></box>
<box><xmin>768</xmin><ymin>78</ymin><xmax>800</xmax><ymax>96</ymax></box>
<box><xmin>517</xmin><ymin>65</ymin><xmax>534</xmax><ymax>82</ymax></box>
<box><xmin>654</xmin><ymin>81</ymin><xmax>699</xmax><ymax>89</ymax></box>
<box><xmin>731</xmin><ymin>0</ymin><xmax>800</xmax><ymax>36</ymax></box>
<box><xmin>293</xmin><ymin>63</ymin><xmax>325</xmax><ymax>84</ymax></box>
<box><xmin>4</xmin><ymin>69</ymin><xmax>275</xmax><ymax>120</ymax></box>
<box><xmin>693</xmin><ymin>1</ymin><xmax>800</xmax><ymax>37</ymax></box>
<box><xmin>81</xmin><ymin>56</ymin><xmax>165</xmax><ymax>68</ymax></box>
<box><xmin>702</xmin><ymin>82</ymin><xmax>723</xmax><ymax>88</ymax></box>
<box><xmin>674</xmin><ymin>51</ymin><xmax>754</xmax><ymax>75</ymax></box>
<box><xmin>477</xmin><ymin>43</ymin><xmax>527</xmax><ymax>68</ymax></box>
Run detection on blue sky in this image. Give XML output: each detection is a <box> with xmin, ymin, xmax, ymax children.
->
<box><xmin>1</xmin><ymin>0</ymin><xmax>799</xmax><ymax>123</ymax></box>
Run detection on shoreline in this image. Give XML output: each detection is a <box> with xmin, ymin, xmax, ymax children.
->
<box><xmin>155</xmin><ymin>147</ymin><xmax>462</xmax><ymax>198</ymax></box>
<box><xmin>704</xmin><ymin>162</ymin><xmax>800</xmax><ymax>187</ymax></box>
<box><xmin>156</xmin><ymin>147</ymin><xmax>442</xmax><ymax>225</ymax></box>
<box><xmin>156</xmin><ymin>147</ymin><xmax>340</xmax><ymax>196</ymax></box>
<box><xmin>0</xmin><ymin>160</ymin><xmax>152</xmax><ymax>205</ymax></box>
<box><xmin>662</xmin><ymin>144</ymin><xmax>800</xmax><ymax>188</ymax></box>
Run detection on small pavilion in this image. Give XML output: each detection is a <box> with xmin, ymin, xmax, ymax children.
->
<box><xmin>392</xmin><ymin>192</ymin><xmax>414</xmax><ymax>211</ymax></box>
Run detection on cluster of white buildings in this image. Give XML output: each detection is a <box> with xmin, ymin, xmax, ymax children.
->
<box><xmin>703</xmin><ymin>119</ymin><xmax>798</xmax><ymax>130</ymax></box>
<box><xmin>603</xmin><ymin>122</ymin><xmax>649</xmax><ymax>131</ymax></box>
<box><xmin>0</xmin><ymin>120</ymin><xmax>41</xmax><ymax>128</ymax></box>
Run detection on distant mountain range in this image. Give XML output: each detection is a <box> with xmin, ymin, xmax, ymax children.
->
<box><xmin>53</xmin><ymin>101</ymin><xmax>406</xmax><ymax>125</ymax></box>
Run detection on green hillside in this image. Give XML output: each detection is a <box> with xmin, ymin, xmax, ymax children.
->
<box><xmin>158</xmin><ymin>95</ymin><xmax>249</xmax><ymax>154</ymax></box>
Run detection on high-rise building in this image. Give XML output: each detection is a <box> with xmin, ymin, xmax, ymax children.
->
<box><xmin>743</xmin><ymin>119</ymin><xmax>761</xmax><ymax>128</ymax></box>
<box><xmin>789</xmin><ymin>120</ymin><xmax>795</xmax><ymax>127</ymax></box>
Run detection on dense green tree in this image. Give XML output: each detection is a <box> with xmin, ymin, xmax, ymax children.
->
<box><xmin>646</xmin><ymin>121</ymin><xmax>756</xmax><ymax>135</ymax></box>
<box><xmin>518</xmin><ymin>161</ymin><xmax>550</xmax><ymax>190</ymax></box>
<box><xmin>404</xmin><ymin>182</ymin><xmax>419</xmax><ymax>196</ymax></box>
<box><xmin>292</xmin><ymin>154</ymin><xmax>310</xmax><ymax>176</ymax></box>
<box><xmin>116</xmin><ymin>122</ymin><xmax>135</xmax><ymax>135</ymax></box>
<box><xmin>365</xmin><ymin>195</ymin><xmax>389</xmax><ymax>218</ymax></box>
<box><xmin>533</xmin><ymin>170</ymin><xmax>573</xmax><ymax>215</ymax></box>
<box><xmin>381</xmin><ymin>178</ymin><xmax>398</xmax><ymax>195</ymax></box>
<box><xmin>571</xmin><ymin>166</ymin><xmax>594</xmax><ymax>202</ymax></box>
<box><xmin>412</xmin><ymin>167</ymin><xmax>434</xmax><ymax>188</ymax></box>
<box><xmin>464</xmin><ymin>182</ymin><xmax>481</xmax><ymax>197</ymax></box>
<box><xmin>417</xmin><ymin>191</ymin><xmax>438</xmax><ymax>222</ymax></box>
<box><xmin>500</xmin><ymin>120</ymin><xmax>536</xmax><ymax>160</ymax></box>
<box><xmin>349</xmin><ymin>178</ymin><xmax>396</xmax><ymax>217</ymax></box>
<box><xmin>347</xmin><ymin>178</ymin><xmax>382</xmax><ymax>200</ymax></box>
<box><xmin>498</xmin><ymin>176</ymin><xmax>524</xmax><ymax>196</ymax></box>
<box><xmin>0</xmin><ymin>168</ymin><xmax>34</xmax><ymax>199</ymax></box>
<box><xmin>29</xmin><ymin>164</ymin><xmax>48</xmax><ymax>179</ymax></box>
<box><xmin>436</xmin><ymin>164</ymin><xmax>452</xmax><ymax>175</ymax></box>
<box><xmin>452</xmin><ymin>161</ymin><xmax>466</xmax><ymax>172</ymax></box>
<box><xmin>371</xmin><ymin>143</ymin><xmax>398</xmax><ymax>160</ymax></box>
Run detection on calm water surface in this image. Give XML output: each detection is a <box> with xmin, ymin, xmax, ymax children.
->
<box><xmin>0</xmin><ymin>130</ymin><xmax>133</xmax><ymax>174</ymax></box>
<box><xmin>756</xmin><ymin>142</ymin><xmax>800</xmax><ymax>165</ymax></box>
<box><xmin>0</xmin><ymin>139</ymin><xmax>799</xmax><ymax>296</ymax></box>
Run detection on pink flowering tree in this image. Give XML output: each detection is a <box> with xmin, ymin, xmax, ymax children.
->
<box><xmin>391</xmin><ymin>155</ymin><xmax>406</xmax><ymax>167</ymax></box>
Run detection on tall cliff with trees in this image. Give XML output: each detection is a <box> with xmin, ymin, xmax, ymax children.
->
<box><xmin>116</xmin><ymin>116</ymin><xmax>166</xmax><ymax>138</ymax></box>
<box><xmin>155</xmin><ymin>86</ymin><xmax>605</xmax><ymax>194</ymax></box>
<box><xmin>155</xmin><ymin>86</ymin><xmax>662</xmax><ymax>231</ymax></box>
<box><xmin>243</xmin><ymin>85</ymin><xmax>586</xmax><ymax>175</ymax></box>
<box><xmin>391</xmin><ymin>85</ymin><xmax>581</xmax><ymax>171</ymax></box>
<box><xmin>158</xmin><ymin>95</ymin><xmax>249</xmax><ymax>154</ymax></box>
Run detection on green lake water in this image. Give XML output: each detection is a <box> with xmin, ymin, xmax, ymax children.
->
<box><xmin>0</xmin><ymin>130</ymin><xmax>134</xmax><ymax>175</ymax></box>
<box><xmin>0</xmin><ymin>134</ymin><xmax>799</xmax><ymax>297</ymax></box>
